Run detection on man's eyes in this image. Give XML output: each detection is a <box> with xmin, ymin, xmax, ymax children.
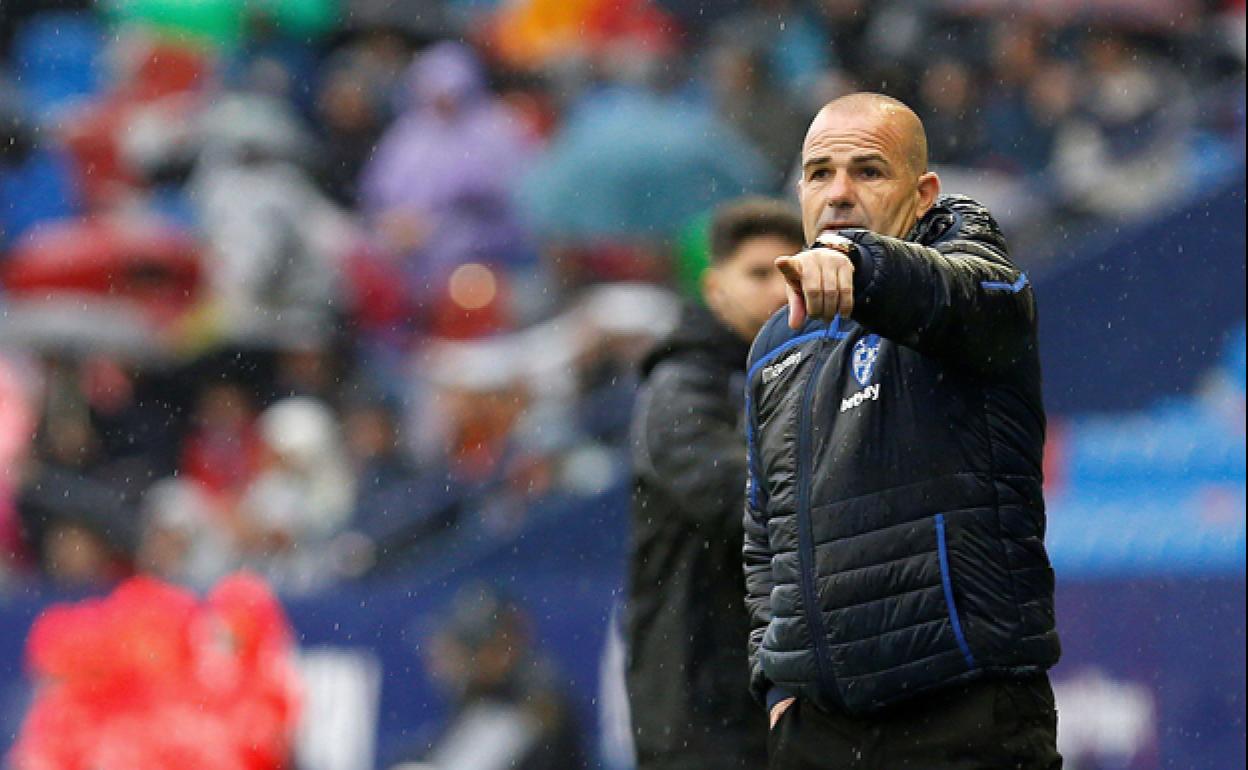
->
<box><xmin>807</xmin><ymin>167</ymin><xmax>885</xmax><ymax>181</ymax></box>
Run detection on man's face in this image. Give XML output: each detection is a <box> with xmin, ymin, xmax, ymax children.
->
<box><xmin>797</xmin><ymin>107</ymin><xmax>938</xmax><ymax>241</ymax></box>
<box><xmin>704</xmin><ymin>234</ymin><xmax>799</xmax><ymax>341</ymax></box>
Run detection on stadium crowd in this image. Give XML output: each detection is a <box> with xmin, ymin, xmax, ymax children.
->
<box><xmin>0</xmin><ymin>0</ymin><xmax>1244</xmax><ymax>595</ymax></box>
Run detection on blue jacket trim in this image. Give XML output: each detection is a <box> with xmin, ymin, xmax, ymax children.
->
<box><xmin>980</xmin><ymin>273</ymin><xmax>1028</xmax><ymax>293</ymax></box>
<box><xmin>745</xmin><ymin>401</ymin><xmax>762</xmax><ymax>510</ymax></box>
<box><xmin>935</xmin><ymin>513</ymin><xmax>977</xmax><ymax>670</ymax></box>
<box><xmin>746</xmin><ymin>330</ymin><xmax>826</xmax><ymax>383</ymax></box>
<box><xmin>744</xmin><ymin>322</ymin><xmax>845</xmax><ymax>510</ymax></box>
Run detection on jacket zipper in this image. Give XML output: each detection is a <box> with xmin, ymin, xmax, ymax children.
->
<box><xmin>793</xmin><ymin>335</ymin><xmax>842</xmax><ymax>707</ymax></box>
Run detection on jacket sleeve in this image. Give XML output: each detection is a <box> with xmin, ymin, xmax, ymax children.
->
<box><xmin>631</xmin><ymin>359</ymin><xmax>747</xmax><ymax>531</ymax></box>
<box><xmin>742</xmin><ymin>335</ymin><xmax>777</xmax><ymax>709</ymax></box>
<box><xmin>840</xmin><ymin>216</ymin><xmax>1037</xmax><ymax>379</ymax></box>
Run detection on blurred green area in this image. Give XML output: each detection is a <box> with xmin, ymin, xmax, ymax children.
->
<box><xmin>102</xmin><ymin>0</ymin><xmax>339</xmax><ymax>46</ymax></box>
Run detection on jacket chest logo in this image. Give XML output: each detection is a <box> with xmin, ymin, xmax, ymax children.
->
<box><xmin>851</xmin><ymin>335</ymin><xmax>881</xmax><ymax>386</ymax></box>
<box><xmin>842</xmin><ymin>335</ymin><xmax>883</xmax><ymax>413</ymax></box>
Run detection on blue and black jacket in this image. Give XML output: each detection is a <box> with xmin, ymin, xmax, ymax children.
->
<box><xmin>743</xmin><ymin>194</ymin><xmax>1060</xmax><ymax>715</ymax></box>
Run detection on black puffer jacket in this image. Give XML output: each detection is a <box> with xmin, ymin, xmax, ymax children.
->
<box><xmin>743</xmin><ymin>195</ymin><xmax>1060</xmax><ymax>716</ymax></box>
<box><xmin>627</xmin><ymin>301</ymin><xmax>768</xmax><ymax>768</ymax></box>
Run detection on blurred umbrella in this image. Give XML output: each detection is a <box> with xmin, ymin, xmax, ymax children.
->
<box><xmin>517</xmin><ymin>88</ymin><xmax>771</xmax><ymax>238</ymax></box>
<box><xmin>2</xmin><ymin>216</ymin><xmax>201</xmax><ymax>317</ymax></box>
<box><xmin>1</xmin><ymin>215</ymin><xmax>201</xmax><ymax>358</ymax></box>
<box><xmin>102</xmin><ymin>0</ymin><xmax>246</xmax><ymax>45</ymax></box>
<box><xmin>0</xmin><ymin>298</ymin><xmax>168</xmax><ymax>359</ymax></box>
<box><xmin>102</xmin><ymin>0</ymin><xmax>338</xmax><ymax>46</ymax></box>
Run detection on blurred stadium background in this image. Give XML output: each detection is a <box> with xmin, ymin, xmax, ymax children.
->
<box><xmin>0</xmin><ymin>0</ymin><xmax>1243</xmax><ymax>768</ymax></box>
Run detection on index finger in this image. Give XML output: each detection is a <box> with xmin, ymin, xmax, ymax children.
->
<box><xmin>775</xmin><ymin>255</ymin><xmax>807</xmax><ymax>329</ymax></box>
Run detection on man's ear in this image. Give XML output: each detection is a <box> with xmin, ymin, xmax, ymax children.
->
<box><xmin>700</xmin><ymin>266</ymin><xmax>721</xmax><ymax>306</ymax></box>
<box><xmin>915</xmin><ymin>171</ymin><xmax>941</xmax><ymax>217</ymax></box>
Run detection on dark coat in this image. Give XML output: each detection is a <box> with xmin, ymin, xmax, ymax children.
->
<box><xmin>626</xmin><ymin>301</ymin><xmax>768</xmax><ymax>768</ymax></box>
<box><xmin>743</xmin><ymin>195</ymin><xmax>1061</xmax><ymax>716</ymax></box>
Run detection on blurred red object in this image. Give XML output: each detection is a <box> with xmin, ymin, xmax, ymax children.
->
<box><xmin>340</xmin><ymin>243</ymin><xmax>417</xmax><ymax>336</ymax></box>
<box><xmin>1</xmin><ymin>215</ymin><xmax>202</xmax><ymax>325</ymax></box>
<box><xmin>59</xmin><ymin>39</ymin><xmax>210</xmax><ymax>207</ymax></box>
<box><xmin>10</xmin><ymin>573</ymin><xmax>301</xmax><ymax>770</ymax></box>
<box><xmin>428</xmin><ymin>262</ymin><xmax>512</xmax><ymax>340</ymax></box>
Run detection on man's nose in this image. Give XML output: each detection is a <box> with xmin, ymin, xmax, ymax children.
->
<box><xmin>824</xmin><ymin>170</ymin><xmax>855</xmax><ymax>208</ymax></box>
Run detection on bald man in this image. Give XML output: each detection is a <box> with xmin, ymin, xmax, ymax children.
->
<box><xmin>742</xmin><ymin>93</ymin><xmax>1062</xmax><ymax>769</ymax></box>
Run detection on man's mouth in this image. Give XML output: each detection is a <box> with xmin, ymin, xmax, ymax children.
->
<box><xmin>819</xmin><ymin>222</ymin><xmax>861</xmax><ymax>233</ymax></box>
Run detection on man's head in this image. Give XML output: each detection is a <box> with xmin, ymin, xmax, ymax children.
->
<box><xmin>702</xmin><ymin>198</ymin><xmax>804</xmax><ymax>340</ymax></box>
<box><xmin>798</xmin><ymin>93</ymin><xmax>941</xmax><ymax>242</ymax></box>
<box><xmin>427</xmin><ymin>583</ymin><xmax>531</xmax><ymax>700</ymax></box>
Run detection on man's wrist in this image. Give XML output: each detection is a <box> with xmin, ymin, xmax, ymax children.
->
<box><xmin>766</xmin><ymin>686</ymin><xmax>795</xmax><ymax>712</ymax></box>
<box><xmin>836</xmin><ymin>229</ymin><xmax>879</xmax><ymax>301</ymax></box>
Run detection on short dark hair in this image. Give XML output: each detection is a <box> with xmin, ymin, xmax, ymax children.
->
<box><xmin>709</xmin><ymin>197</ymin><xmax>805</xmax><ymax>263</ymax></box>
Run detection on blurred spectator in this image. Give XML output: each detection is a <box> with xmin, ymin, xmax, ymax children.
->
<box><xmin>360</xmin><ymin>41</ymin><xmax>537</xmax><ymax>310</ymax></box>
<box><xmin>236</xmin><ymin>396</ymin><xmax>356</xmax><ymax>591</ymax></box>
<box><xmin>136</xmin><ymin>477</ymin><xmax>235</xmax><ymax>588</ymax></box>
<box><xmin>566</xmin><ymin>283</ymin><xmax>679</xmax><ymax>445</ymax></box>
<box><xmin>269</xmin><ymin>332</ymin><xmax>350</xmax><ymax>406</ymax></box>
<box><xmin>1053</xmin><ymin>29</ymin><xmax>1193</xmax><ymax>217</ymax></box>
<box><xmin>333</xmin><ymin>392</ymin><xmax>461</xmax><ymax>575</ymax></box>
<box><xmin>314</xmin><ymin>54</ymin><xmax>392</xmax><ymax>206</ymax></box>
<box><xmin>179</xmin><ymin>380</ymin><xmax>265</xmax><ymax>513</ymax></box>
<box><xmin>226</xmin><ymin>5</ymin><xmax>328</xmax><ymax>114</ymax></box>
<box><xmin>0</xmin><ymin>80</ymin><xmax>81</xmax><ymax>251</ymax></box>
<box><xmin>392</xmin><ymin>584</ymin><xmax>587</xmax><ymax>770</ymax></box>
<box><xmin>705</xmin><ymin>29</ymin><xmax>810</xmax><ymax>188</ymax></box>
<box><xmin>0</xmin><ymin>355</ymin><xmax>37</xmax><ymax>578</ymax></box>
<box><xmin>11</xmin><ymin>573</ymin><xmax>301</xmax><ymax>770</ymax></box>
<box><xmin>810</xmin><ymin>0</ymin><xmax>873</xmax><ymax>79</ymax></box>
<box><xmin>415</xmin><ymin>338</ymin><xmax>543</xmax><ymax>517</ymax></box>
<box><xmin>710</xmin><ymin>0</ymin><xmax>833</xmax><ymax>107</ymax></box>
<box><xmin>189</xmin><ymin>92</ymin><xmax>355</xmax><ymax>343</ymax></box>
<box><xmin>982</xmin><ymin>21</ymin><xmax>1058</xmax><ymax>175</ymax></box>
<box><xmin>917</xmin><ymin>56</ymin><xmax>988</xmax><ymax>168</ymax></box>
<box><xmin>13</xmin><ymin>355</ymin><xmax>166</xmax><ymax>586</ymax></box>
<box><xmin>57</xmin><ymin>36</ymin><xmax>210</xmax><ymax>212</ymax></box>
<box><xmin>344</xmin><ymin>0</ymin><xmax>453</xmax><ymax>46</ymax></box>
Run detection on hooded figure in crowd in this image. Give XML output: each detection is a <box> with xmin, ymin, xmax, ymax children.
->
<box><xmin>359</xmin><ymin>41</ymin><xmax>535</xmax><ymax>305</ymax></box>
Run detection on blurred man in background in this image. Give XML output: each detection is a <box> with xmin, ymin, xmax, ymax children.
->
<box><xmin>744</xmin><ymin>93</ymin><xmax>1061</xmax><ymax>769</ymax></box>
<box><xmin>627</xmin><ymin>197</ymin><xmax>802</xmax><ymax>770</ymax></box>
<box><xmin>395</xmin><ymin>583</ymin><xmax>586</xmax><ymax>770</ymax></box>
